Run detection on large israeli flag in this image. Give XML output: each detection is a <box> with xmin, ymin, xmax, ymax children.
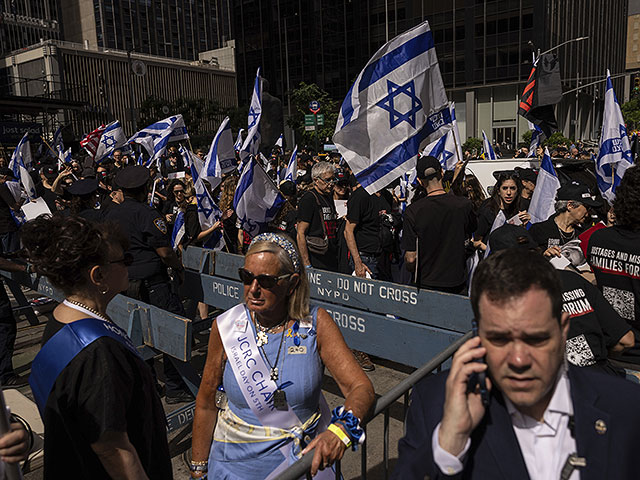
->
<box><xmin>94</xmin><ymin>120</ymin><xmax>127</xmax><ymax>163</ymax></box>
<box><xmin>128</xmin><ymin>115</ymin><xmax>189</xmax><ymax>164</ymax></box>
<box><xmin>595</xmin><ymin>70</ymin><xmax>633</xmax><ymax>203</ymax></box>
<box><xmin>527</xmin><ymin>122</ymin><xmax>544</xmax><ymax>158</ymax></box>
<box><xmin>203</xmin><ymin>117</ymin><xmax>236</xmax><ymax>190</ymax></box>
<box><xmin>240</xmin><ymin>69</ymin><xmax>263</xmax><ymax>161</ymax></box>
<box><xmin>333</xmin><ymin>21</ymin><xmax>450</xmax><ymax>194</ymax></box>
<box><xmin>482</xmin><ymin>130</ymin><xmax>497</xmax><ymax>160</ymax></box>
<box><xmin>9</xmin><ymin>133</ymin><xmax>37</xmax><ymax>199</ymax></box>
<box><xmin>281</xmin><ymin>145</ymin><xmax>298</xmax><ymax>183</ymax></box>
<box><xmin>233</xmin><ymin>158</ymin><xmax>284</xmax><ymax>237</ymax></box>
<box><xmin>191</xmin><ymin>163</ymin><xmax>225</xmax><ymax>251</ymax></box>
<box><xmin>528</xmin><ymin>147</ymin><xmax>560</xmax><ymax>224</ymax></box>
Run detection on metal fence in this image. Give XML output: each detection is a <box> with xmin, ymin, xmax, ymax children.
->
<box><xmin>277</xmin><ymin>331</ymin><xmax>472</xmax><ymax>480</ymax></box>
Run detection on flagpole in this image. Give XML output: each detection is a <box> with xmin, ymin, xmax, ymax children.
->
<box><xmin>39</xmin><ymin>135</ymin><xmax>58</xmax><ymax>157</ymax></box>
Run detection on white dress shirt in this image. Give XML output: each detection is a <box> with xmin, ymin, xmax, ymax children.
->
<box><xmin>433</xmin><ymin>367</ymin><xmax>579</xmax><ymax>479</ymax></box>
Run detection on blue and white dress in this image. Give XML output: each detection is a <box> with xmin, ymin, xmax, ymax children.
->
<box><xmin>209</xmin><ymin>306</ymin><xmax>326</xmax><ymax>479</ymax></box>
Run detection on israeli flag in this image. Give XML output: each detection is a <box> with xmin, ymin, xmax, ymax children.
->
<box><xmin>482</xmin><ymin>130</ymin><xmax>497</xmax><ymax>160</ymax></box>
<box><xmin>234</xmin><ymin>129</ymin><xmax>245</xmax><ymax>152</ymax></box>
<box><xmin>128</xmin><ymin>115</ymin><xmax>189</xmax><ymax>164</ymax></box>
<box><xmin>191</xmin><ymin>163</ymin><xmax>225</xmax><ymax>251</ymax></box>
<box><xmin>94</xmin><ymin>120</ymin><xmax>127</xmax><ymax>163</ymax></box>
<box><xmin>422</xmin><ymin>103</ymin><xmax>463</xmax><ymax>171</ymax></box>
<box><xmin>233</xmin><ymin>158</ymin><xmax>285</xmax><ymax>237</ymax></box>
<box><xmin>57</xmin><ymin>146</ymin><xmax>72</xmax><ymax>171</ymax></box>
<box><xmin>178</xmin><ymin>144</ymin><xmax>192</xmax><ymax>169</ymax></box>
<box><xmin>50</xmin><ymin>126</ymin><xmax>64</xmax><ymax>164</ymax></box>
<box><xmin>595</xmin><ymin>70</ymin><xmax>633</xmax><ymax>203</ymax></box>
<box><xmin>203</xmin><ymin>117</ymin><xmax>236</xmax><ymax>190</ymax></box>
<box><xmin>281</xmin><ymin>145</ymin><xmax>298</xmax><ymax>183</ymax></box>
<box><xmin>275</xmin><ymin>133</ymin><xmax>284</xmax><ymax>148</ymax></box>
<box><xmin>9</xmin><ymin>133</ymin><xmax>37</xmax><ymax>199</ymax></box>
<box><xmin>240</xmin><ymin>69</ymin><xmax>263</xmax><ymax>161</ymax></box>
<box><xmin>333</xmin><ymin>21</ymin><xmax>450</xmax><ymax>194</ymax></box>
<box><xmin>528</xmin><ymin>147</ymin><xmax>560</xmax><ymax>224</ymax></box>
<box><xmin>527</xmin><ymin>122</ymin><xmax>544</xmax><ymax>158</ymax></box>
<box><xmin>171</xmin><ymin>210</ymin><xmax>186</xmax><ymax>250</ymax></box>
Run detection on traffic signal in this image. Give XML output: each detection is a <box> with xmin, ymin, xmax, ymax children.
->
<box><xmin>634</xmin><ymin>76</ymin><xmax>640</xmax><ymax>93</ymax></box>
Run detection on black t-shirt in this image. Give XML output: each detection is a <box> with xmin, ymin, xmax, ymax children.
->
<box><xmin>35</xmin><ymin>182</ymin><xmax>59</xmax><ymax>213</ymax></box>
<box><xmin>587</xmin><ymin>226</ymin><xmax>640</xmax><ymax>329</ymax></box>
<box><xmin>0</xmin><ymin>183</ymin><xmax>17</xmax><ymax>234</ymax></box>
<box><xmin>558</xmin><ymin>269</ymin><xmax>631</xmax><ymax>371</ymax></box>
<box><xmin>346</xmin><ymin>187</ymin><xmax>391</xmax><ymax>256</ymax></box>
<box><xmin>401</xmin><ymin>192</ymin><xmax>476</xmax><ymax>288</ymax></box>
<box><xmin>103</xmin><ymin>198</ymin><xmax>170</xmax><ymax>279</ymax></box>
<box><xmin>40</xmin><ymin>319</ymin><xmax>171</xmax><ymax>479</ymax></box>
<box><xmin>184</xmin><ymin>203</ymin><xmax>202</xmax><ymax>247</ymax></box>
<box><xmin>298</xmin><ymin>189</ymin><xmax>338</xmax><ymax>270</ymax></box>
<box><xmin>529</xmin><ymin>216</ymin><xmax>583</xmax><ymax>249</ymax></box>
<box><xmin>474</xmin><ymin>199</ymin><xmax>521</xmax><ymax>242</ymax></box>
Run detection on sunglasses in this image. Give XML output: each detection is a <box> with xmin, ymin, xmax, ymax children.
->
<box><xmin>109</xmin><ymin>252</ymin><xmax>134</xmax><ymax>267</ymax></box>
<box><xmin>238</xmin><ymin>267</ymin><xmax>292</xmax><ymax>289</ymax></box>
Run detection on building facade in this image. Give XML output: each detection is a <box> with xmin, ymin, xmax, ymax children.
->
<box><xmin>1</xmin><ymin>40</ymin><xmax>237</xmax><ymax>140</ymax></box>
<box><xmin>233</xmin><ymin>0</ymin><xmax>628</xmax><ymax>148</ymax></box>
<box><xmin>0</xmin><ymin>0</ymin><xmax>62</xmax><ymax>56</ymax></box>
<box><xmin>60</xmin><ymin>0</ymin><xmax>232</xmax><ymax>61</ymax></box>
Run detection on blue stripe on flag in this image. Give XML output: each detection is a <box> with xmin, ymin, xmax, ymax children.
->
<box><xmin>358</xmin><ymin>30</ymin><xmax>434</xmax><ymax>94</ymax></box>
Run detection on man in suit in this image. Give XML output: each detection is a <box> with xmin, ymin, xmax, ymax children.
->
<box><xmin>393</xmin><ymin>249</ymin><xmax>640</xmax><ymax>479</ymax></box>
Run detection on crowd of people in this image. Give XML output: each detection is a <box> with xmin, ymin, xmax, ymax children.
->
<box><xmin>0</xmin><ymin>133</ymin><xmax>638</xmax><ymax>478</ymax></box>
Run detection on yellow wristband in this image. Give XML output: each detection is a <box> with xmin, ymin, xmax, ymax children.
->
<box><xmin>328</xmin><ymin>423</ymin><xmax>352</xmax><ymax>448</ymax></box>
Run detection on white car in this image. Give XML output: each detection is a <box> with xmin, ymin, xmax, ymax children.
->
<box><xmin>463</xmin><ymin>158</ymin><xmax>540</xmax><ymax>197</ymax></box>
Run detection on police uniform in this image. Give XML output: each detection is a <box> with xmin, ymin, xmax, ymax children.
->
<box><xmin>103</xmin><ymin>166</ymin><xmax>191</xmax><ymax>402</ymax></box>
<box><xmin>66</xmin><ymin>178</ymin><xmax>103</xmax><ymax>223</ymax></box>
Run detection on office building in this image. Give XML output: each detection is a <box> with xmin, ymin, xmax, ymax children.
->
<box><xmin>0</xmin><ymin>0</ymin><xmax>62</xmax><ymax>56</ymax></box>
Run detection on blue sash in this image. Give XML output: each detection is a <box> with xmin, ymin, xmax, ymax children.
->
<box><xmin>29</xmin><ymin>318</ymin><xmax>140</xmax><ymax>415</ymax></box>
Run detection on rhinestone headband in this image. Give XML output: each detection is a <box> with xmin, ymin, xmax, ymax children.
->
<box><xmin>250</xmin><ymin>232</ymin><xmax>301</xmax><ymax>272</ymax></box>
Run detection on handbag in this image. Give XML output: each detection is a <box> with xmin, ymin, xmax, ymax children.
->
<box><xmin>306</xmin><ymin>191</ymin><xmax>329</xmax><ymax>255</ymax></box>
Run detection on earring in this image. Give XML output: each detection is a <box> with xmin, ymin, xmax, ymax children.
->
<box><xmin>101</xmin><ymin>287</ymin><xmax>109</xmax><ymax>295</ymax></box>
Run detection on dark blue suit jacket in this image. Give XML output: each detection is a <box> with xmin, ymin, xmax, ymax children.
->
<box><xmin>393</xmin><ymin>365</ymin><xmax>640</xmax><ymax>479</ymax></box>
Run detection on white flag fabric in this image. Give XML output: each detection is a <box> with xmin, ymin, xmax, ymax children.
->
<box><xmin>595</xmin><ymin>70</ymin><xmax>633</xmax><ymax>203</ymax></box>
<box><xmin>527</xmin><ymin>121</ymin><xmax>544</xmax><ymax>158</ymax></box>
<box><xmin>528</xmin><ymin>147</ymin><xmax>560</xmax><ymax>224</ymax></box>
<box><xmin>281</xmin><ymin>145</ymin><xmax>298</xmax><ymax>183</ymax></box>
<box><xmin>203</xmin><ymin>117</ymin><xmax>236</xmax><ymax>190</ymax></box>
<box><xmin>178</xmin><ymin>144</ymin><xmax>193</xmax><ymax>169</ymax></box>
<box><xmin>234</xmin><ymin>129</ymin><xmax>245</xmax><ymax>152</ymax></box>
<box><xmin>333</xmin><ymin>21</ymin><xmax>450</xmax><ymax>194</ymax></box>
<box><xmin>57</xmin><ymin>146</ymin><xmax>72</xmax><ymax>171</ymax></box>
<box><xmin>233</xmin><ymin>158</ymin><xmax>284</xmax><ymax>237</ymax></box>
<box><xmin>482</xmin><ymin>130</ymin><xmax>497</xmax><ymax>160</ymax></box>
<box><xmin>275</xmin><ymin>133</ymin><xmax>283</xmax><ymax>148</ymax></box>
<box><xmin>128</xmin><ymin>115</ymin><xmax>189</xmax><ymax>164</ymax></box>
<box><xmin>240</xmin><ymin>69</ymin><xmax>263</xmax><ymax>161</ymax></box>
<box><xmin>9</xmin><ymin>133</ymin><xmax>37</xmax><ymax>199</ymax></box>
<box><xmin>191</xmin><ymin>163</ymin><xmax>225</xmax><ymax>251</ymax></box>
<box><xmin>94</xmin><ymin>120</ymin><xmax>127</xmax><ymax>163</ymax></box>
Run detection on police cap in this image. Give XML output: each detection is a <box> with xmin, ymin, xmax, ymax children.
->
<box><xmin>115</xmin><ymin>166</ymin><xmax>149</xmax><ymax>189</ymax></box>
<box><xmin>66</xmin><ymin>178</ymin><xmax>100</xmax><ymax>196</ymax></box>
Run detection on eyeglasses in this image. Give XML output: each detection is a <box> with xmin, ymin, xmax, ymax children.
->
<box><xmin>109</xmin><ymin>252</ymin><xmax>134</xmax><ymax>267</ymax></box>
<box><xmin>318</xmin><ymin>176</ymin><xmax>336</xmax><ymax>185</ymax></box>
<box><xmin>173</xmin><ymin>189</ymin><xmax>185</xmax><ymax>195</ymax></box>
<box><xmin>238</xmin><ymin>267</ymin><xmax>292</xmax><ymax>289</ymax></box>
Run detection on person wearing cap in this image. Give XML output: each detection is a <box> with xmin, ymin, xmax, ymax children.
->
<box><xmin>488</xmin><ymin>224</ymin><xmax>634</xmax><ymax>377</ymax></box>
<box><xmin>529</xmin><ymin>181</ymin><xmax>601</xmax><ymax>257</ymax></box>
<box><xmin>103</xmin><ymin>165</ymin><xmax>194</xmax><ymax>404</ymax></box>
<box><xmin>587</xmin><ymin>165</ymin><xmax>640</xmax><ymax>334</ymax></box>
<box><xmin>515</xmin><ymin>167</ymin><xmax>537</xmax><ymax>210</ymax></box>
<box><xmin>402</xmin><ymin>156</ymin><xmax>476</xmax><ymax>294</ymax></box>
<box><xmin>67</xmin><ymin>178</ymin><xmax>103</xmax><ymax>222</ymax></box>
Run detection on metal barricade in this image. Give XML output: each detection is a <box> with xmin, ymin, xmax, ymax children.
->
<box><xmin>276</xmin><ymin>331</ymin><xmax>473</xmax><ymax>480</ymax></box>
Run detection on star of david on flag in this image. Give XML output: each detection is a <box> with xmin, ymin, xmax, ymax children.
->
<box><xmin>128</xmin><ymin>115</ymin><xmax>189</xmax><ymax>164</ymax></box>
<box><xmin>595</xmin><ymin>70</ymin><xmax>633</xmax><ymax>203</ymax></box>
<box><xmin>240</xmin><ymin>68</ymin><xmax>263</xmax><ymax>162</ymax></box>
<box><xmin>191</xmin><ymin>161</ymin><xmax>226</xmax><ymax>251</ymax></box>
<box><xmin>333</xmin><ymin>21</ymin><xmax>449</xmax><ymax>194</ymax></box>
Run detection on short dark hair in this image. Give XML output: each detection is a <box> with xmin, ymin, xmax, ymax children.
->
<box><xmin>470</xmin><ymin>249</ymin><xmax>563</xmax><ymax>323</ymax></box>
<box><xmin>21</xmin><ymin>215</ymin><xmax>129</xmax><ymax>296</ymax></box>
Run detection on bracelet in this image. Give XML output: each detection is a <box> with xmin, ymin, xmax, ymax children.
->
<box><xmin>330</xmin><ymin>406</ymin><xmax>365</xmax><ymax>450</ymax></box>
<box><xmin>328</xmin><ymin>423</ymin><xmax>352</xmax><ymax>448</ymax></box>
<box><xmin>189</xmin><ymin>461</ymin><xmax>208</xmax><ymax>473</ymax></box>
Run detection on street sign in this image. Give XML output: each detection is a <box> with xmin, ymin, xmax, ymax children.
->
<box><xmin>316</xmin><ymin>114</ymin><xmax>324</xmax><ymax>126</ymax></box>
<box><xmin>304</xmin><ymin>114</ymin><xmax>315</xmax><ymax>126</ymax></box>
<box><xmin>309</xmin><ymin>100</ymin><xmax>320</xmax><ymax>114</ymax></box>
<box><xmin>305</xmin><ymin>125</ymin><xmax>316</xmax><ymax>131</ymax></box>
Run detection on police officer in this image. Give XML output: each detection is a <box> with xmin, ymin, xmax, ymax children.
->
<box><xmin>66</xmin><ymin>178</ymin><xmax>103</xmax><ymax>222</ymax></box>
<box><xmin>103</xmin><ymin>165</ymin><xmax>193</xmax><ymax>404</ymax></box>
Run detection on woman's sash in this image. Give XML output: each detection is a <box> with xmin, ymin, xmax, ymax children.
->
<box><xmin>29</xmin><ymin>318</ymin><xmax>139</xmax><ymax>415</ymax></box>
<box><xmin>217</xmin><ymin>304</ymin><xmax>332</xmax><ymax>479</ymax></box>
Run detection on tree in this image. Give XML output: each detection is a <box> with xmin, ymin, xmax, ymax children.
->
<box><xmin>621</xmin><ymin>96</ymin><xmax>640</xmax><ymax>131</ymax></box>
<box><xmin>521</xmin><ymin>129</ymin><xmax>533</xmax><ymax>146</ymax></box>
<box><xmin>542</xmin><ymin>131</ymin><xmax>573</xmax><ymax>149</ymax></box>
<box><xmin>462</xmin><ymin>137</ymin><xmax>483</xmax><ymax>155</ymax></box>
<box><xmin>287</xmin><ymin>82</ymin><xmax>338</xmax><ymax>150</ymax></box>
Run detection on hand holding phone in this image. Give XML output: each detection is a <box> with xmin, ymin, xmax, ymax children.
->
<box><xmin>466</xmin><ymin>320</ymin><xmax>490</xmax><ymax>408</ymax></box>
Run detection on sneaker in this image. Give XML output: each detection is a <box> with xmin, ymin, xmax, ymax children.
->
<box><xmin>353</xmin><ymin>350</ymin><xmax>375</xmax><ymax>372</ymax></box>
<box><xmin>2</xmin><ymin>375</ymin><xmax>28</xmax><ymax>387</ymax></box>
<box><xmin>165</xmin><ymin>390</ymin><xmax>195</xmax><ymax>405</ymax></box>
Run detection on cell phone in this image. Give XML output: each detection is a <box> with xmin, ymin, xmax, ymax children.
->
<box><xmin>466</xmin><ymin>319</ymin><xmax>490</xmax><ymax>408</ymax></box>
